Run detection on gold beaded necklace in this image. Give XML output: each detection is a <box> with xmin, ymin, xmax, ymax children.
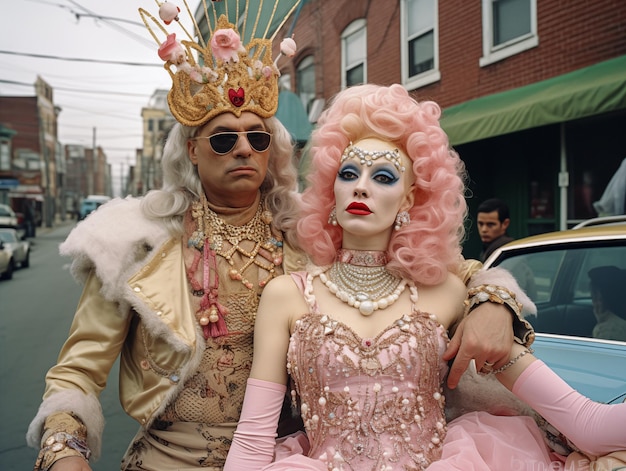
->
<box><xmin>187</xmin><ymin>194</ymin><xmax>284</xmax><ymax>339</ymax></box>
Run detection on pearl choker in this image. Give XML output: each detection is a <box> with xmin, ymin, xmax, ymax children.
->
<box><xmin>319</xmin><ymin>249</ymin><xmax>416</xmax><ymax>315</ymax></box>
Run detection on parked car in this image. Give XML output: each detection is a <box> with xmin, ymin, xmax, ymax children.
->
<box><xmin>0</xmin><ymin>228</ymin><xmax>30</xmax><ymax>268</ymax></box>
<box><xmin>482</xmin><ymin>218</ymin><xmax>626</xmax><ymax>404</ymax></box>
<box><xmin>79</xmin><ymin>195</ymin><xmax>111</xmax><ymax>220</ymax></box>
<box><xmin>0</xmin><ymin>239</ymin><xmax>15</xmax><ymax>280</ymax></box>
<box><xmin>0</xmin><ymin>203</ymin><xmax>18</xmax><ymax>229</ymax></box>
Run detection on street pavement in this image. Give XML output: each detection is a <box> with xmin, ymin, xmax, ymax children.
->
<box><xmin>0</xmin><ymin>218</ymin><xmax>138</xmax><ymax>471</ymax></box>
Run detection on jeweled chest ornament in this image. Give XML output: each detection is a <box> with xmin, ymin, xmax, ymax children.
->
<box><xmin>186</xmin><ymin>195</ymin><xmax>283</xmax><ymax>339</ymax></box>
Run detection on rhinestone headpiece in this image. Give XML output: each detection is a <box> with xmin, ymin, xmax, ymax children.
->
<box><xmin>140</xmin><ymin>0</ymin><xmax>300</xmax><ymax>127</ymax></box>
<box><xmin>341</xmin><ymin>142</ymin><xmax>405</xmax><ymax>172</ymax></box>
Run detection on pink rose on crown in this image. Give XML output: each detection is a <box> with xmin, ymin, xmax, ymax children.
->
<box><xmin>211</xmin><ymin>28</ymin><xmax>245</xmax><ymax>63</ymax></box>
<box><xmin>158</xmin><ymin>33</ymin><xmax>186</xmax><ymax>65</ymax></box>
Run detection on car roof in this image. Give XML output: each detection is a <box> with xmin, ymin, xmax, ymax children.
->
<box><xmin>484</xmin><ymin>223</ymin><xmax>626</xmax><ymax>264</ymax></box>
<box><xmin>84</xmin><ymin>195</ymin><xmax>111</xmax><ymax>201</ymax></box>
<box><xmin>572</xmin><ymin>215</ymin><xmax>626</xmax><ymax>228</ymax></box>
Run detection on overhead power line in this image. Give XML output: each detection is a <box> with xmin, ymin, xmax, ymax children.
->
<box><xmin>0</xmin><ymin>50</ymin><xmax>161</xmax><ymax>67</ymax></box>
<box><xmin>0</xmin><ymin>79</ymin><xmax>154</xmax><ymax>98</ymax></box>
<box><xmin>28</xmin><ymin>0</ymin><xmax>154</xmax><ymax>48</ymax></box>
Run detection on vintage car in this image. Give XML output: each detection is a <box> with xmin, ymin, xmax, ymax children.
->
<box><xmin>79</xmin><ymin>195</ymin><xmax>111</xmax><ymax>220</ymax></box>
<box><xmin>0</xmin><ymin>228</ymin><xmax>30</xmax><ymax>269</ymax></box>
<box><xmin>0</xmin><ymin>238</ymin><xmax>14</xmax><ymax>280</ymax></box>
<box><xmin>482</xmin><ymin>218</ymin><xmax>626</xmax><ymax>404</ymax></box>
<box><xmin>0</xmin><ymin>203</ymin><xmax>18</xmax><ymax>229</ymax></box>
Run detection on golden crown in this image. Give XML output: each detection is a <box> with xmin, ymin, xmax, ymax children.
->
<box><xmin>139</xmin><ymin>0</ymin><xmax>300</xmax><ymax>127</ymax></box>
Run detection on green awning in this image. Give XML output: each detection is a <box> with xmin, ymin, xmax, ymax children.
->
<box><xmin>276</xmin><ymin>90</ymin><xmax>312</xmax><ymax>143</ymax></box>
<box><xmin>441</xmin><ymin>55</ymin><xmax>626</xmax><ymax>146</ymax></box>
<box><xmin>209</xmin><ymin>0</ymin><xmax>303</xmax><ymax>43</ymax></box>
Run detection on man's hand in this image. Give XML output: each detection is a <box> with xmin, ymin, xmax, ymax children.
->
<box><xmin>443</xmin><ymin>302</ymin><xmax>514</xmax><ymax>389</ymax></box>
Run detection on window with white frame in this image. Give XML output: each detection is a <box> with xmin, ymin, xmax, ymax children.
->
<box><xmin>341</xmin><ymin>19</ymin><xmax>367</xmax><ymax>88</ymax></box>
<box><xmin>296</xmin><ymin>56</ymin><xmax>316</xmax><ymax>115</ymax></box>
<box><xmin>401</xmin><ymin>0</ymin><xmax>440</xmax><ymax>89</ymax></box>
<box><xmin>480</xmin><ymin>0</ymin><xmax>538</xmax><ymax>66</ymax></box>
<box><xmin>279</xmin><ymin>73</ymin><xmax>292</xmax><ymax>91</ymax></box>
<box><xmin>0</xmin><ymin>140</ymin><xmax>10</xmax><ymax>171</ymax></box>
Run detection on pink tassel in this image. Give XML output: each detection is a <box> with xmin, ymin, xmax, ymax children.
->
<box><xmin>206</xmin><ymin>311</ymin><xmax>228</xmax><ymax>338</ymax></box>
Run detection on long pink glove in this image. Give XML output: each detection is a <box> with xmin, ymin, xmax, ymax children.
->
<box><xmin>512</xmin><ymin>360</ymin><xmax>626</xmax><ymax>456</ymax></box>
<box><xmin>224</xmin><ymin>378</ymin><xmax>286</xmax><ymax>471</ymax></box>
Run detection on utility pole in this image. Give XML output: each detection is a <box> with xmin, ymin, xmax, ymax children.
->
<box><xmin>120</xmin><ymin>161</ymin><xmax>125</xmax><ymax>197</ymax></box>
<box><xmin>38</xmin><ymin>114</ymin><xmax>53</xmax><ymax>228</ymax></box>
<box><xmin>89</xmin><ymin>127</ymin><xmax>96</xmax><ymax>196</ymax></box>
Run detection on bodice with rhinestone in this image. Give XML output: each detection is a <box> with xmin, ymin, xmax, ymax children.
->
<box><xmin>287</xmin><ymin>274</ymin><xmax>450</xmax><ymax>471</ymax></box>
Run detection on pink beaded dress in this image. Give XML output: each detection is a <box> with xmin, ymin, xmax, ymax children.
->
<box><xmin>262</xmin><ymin>272</ymin><xmax>571</xmax><ymax>471</ymax></box>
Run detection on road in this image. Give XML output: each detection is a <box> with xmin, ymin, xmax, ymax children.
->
<box><xmin>0</xmin><ymin>221</ymin><xmax>138</xmax><ymax>471</ymax></box>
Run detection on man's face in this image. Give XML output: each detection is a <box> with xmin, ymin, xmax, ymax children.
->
<box><xmin>188</xmin><ymin>111</ymin><xmax>270</xmax><ymax>208</ymax></box>
<box><xmin>477</xmin><ymin>210</ymin><xmax>509</xmax><ymax>244</ymax></box>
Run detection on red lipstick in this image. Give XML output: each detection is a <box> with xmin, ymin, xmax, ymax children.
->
<box><xmin>346</xmin><ymin>202</ymin><xmax>371</xmax><ymax>215</ymax></box>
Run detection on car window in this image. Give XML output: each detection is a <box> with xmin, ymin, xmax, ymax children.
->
<box><xmin>573</xmin><ymin>246</ymin><xmax>626</xmax><ymax>300</ymax></box>
<box><xmin>499</xmin><ymin>251</ymin><xmax>565</xmax><ymax>303</ymax></box>
<box><xmin>496</xmin><ymin>244</ymin><xmax>626</xmax><ymax>342</ymax></box>
<box><xmin>0</xmin><ymin>231</ymin><xmax>12</xmax><ymax>242</ymax></box>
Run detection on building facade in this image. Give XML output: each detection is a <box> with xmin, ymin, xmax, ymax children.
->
<box><xmin>272</xmin><ymin>0</ymin><xmax>626</xmax><ymax>257</ymax></box>
<box><xmin>0</xmin><ymin>78</ymin><xmax>60</xmax><ymax>228</ymax></box>
<box><xmin>0</xmin><ymin>77</ymin><xmax>113</xmax><ymax>226</ymax></box>
<box><xmin>138</xmin><ymin>90</ymin><xmax>176</xmax><ymax>196</ymax></box>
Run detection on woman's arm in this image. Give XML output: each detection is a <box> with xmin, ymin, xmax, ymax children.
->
<box><xmin>224</xmin><ymin>275</ymin><xmax>303</xmax><ymax>471</ymax></box>
<box><xmin>496</xmin><ymin>344</ymin><xmax>626</xmax><ymax>456</ymax></box>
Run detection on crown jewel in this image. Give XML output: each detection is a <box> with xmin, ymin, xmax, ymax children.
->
<box><xmin>140</xmin><ymin>0</ymin><xmax>300</xmax><ymax>127</ymax></box>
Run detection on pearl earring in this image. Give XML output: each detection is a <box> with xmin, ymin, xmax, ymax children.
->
<box><xmin>394</xmin><ymin>211</ymin><xmax>410</xmax><ymax>231</ymax></box>
<box><xmin>328</xmin><ymin>207</ymin><xmax>338</xmax><ymax>226</ymax></box>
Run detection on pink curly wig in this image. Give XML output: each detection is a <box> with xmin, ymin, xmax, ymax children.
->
<box><xmin>297</xmin><ymin>84</ymin><xmax>467</xmax><ymax>285</ymax></box>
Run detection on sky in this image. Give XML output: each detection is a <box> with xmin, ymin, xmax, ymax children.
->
<box><xmin>0</xmin><ymin>0</ymin><xmax>200</xmax><ymax>194</ymax></box>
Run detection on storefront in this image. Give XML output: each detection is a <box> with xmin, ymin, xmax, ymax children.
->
<box><xmin>8</xmin><ymin>184</ymin><xmax>44</xmax><ymax>229</ymax></box>
<box><xmin>439</xmin><ymin>56</ymin><xmax>626</xmax><ymax>258</ymax></box>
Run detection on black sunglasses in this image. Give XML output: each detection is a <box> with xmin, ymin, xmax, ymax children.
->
<box><xmin>193</xmin><ymin>131</ymin><xmax>272</xmax><ymax>155</ymax></box>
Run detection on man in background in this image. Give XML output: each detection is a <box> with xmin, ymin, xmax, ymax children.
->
<box><xmin>477</xmin><ymin>198</ymin><xmax>514</xmax><ymax>262</ymax></box>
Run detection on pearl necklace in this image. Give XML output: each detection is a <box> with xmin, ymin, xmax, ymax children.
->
<box><xmin>319</xmin><ymin>249</ymin><xmax>416</xmax><ymax>316</ymax></box>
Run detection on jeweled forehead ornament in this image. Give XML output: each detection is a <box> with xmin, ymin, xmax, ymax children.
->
<box><xmin>139</xmin><ymin>0</ymin><xmax>300</xmax><ymax>127</ymax></box>
<box><xmin>340</xmin><ymin>142</ymin><xmax>405</xmax><ymax>172</ymax></box>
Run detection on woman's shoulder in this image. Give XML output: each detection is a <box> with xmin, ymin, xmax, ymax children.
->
<box><xmin>420</xmin><ymin>271</ymin><xmax>467</xmax><ymax>296</ymax></box>
<box><xmin>262</xmin><ymin>273</ymin><xmax>304</xmax><ymax>300</ymax></box>
<box><xmin>416</xmin><ymin>272</ymin><xmax>467</xmax><ymax>328</ymax></box>
<box><xmin>258</xmin><ymin>274</ymin><xmax>309</xmax><ymax>330</ymax></box>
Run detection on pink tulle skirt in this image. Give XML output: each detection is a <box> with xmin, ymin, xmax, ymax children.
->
<box><xmin>264</xmin><ymin>412</ymin><xmax>570</xmax><ymax>471</ymax></box>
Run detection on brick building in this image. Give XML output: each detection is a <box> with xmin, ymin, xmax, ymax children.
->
<box><xmin>0</xmin><ymin>77</ymin><xmax>112</xmax><ymax>225</ymax></box>
<box><xmin>0</xmin><ymin>78</ymin><xmax>58</xmax><ymax>227</ymax></box>
<box><xmin>271</xmin><ymin>0</ymin><xmax>626</xmax><ymax>257</ymax></box>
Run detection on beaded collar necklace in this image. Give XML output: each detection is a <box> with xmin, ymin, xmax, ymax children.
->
<box><xmin>186</xmin><ymin>194</ymin><xmax>283</xmax><ymax>339</ymax></box>
<box><xmin>319</xmin><ymin>249</ymin><xmax>415</xmax><ymax>316</ymax></box>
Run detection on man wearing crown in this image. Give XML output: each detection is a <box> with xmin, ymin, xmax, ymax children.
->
<box><xmin>26</xmin><ymin>1</ymin><xmax>533</xmax><ymax>470</ymax></box>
